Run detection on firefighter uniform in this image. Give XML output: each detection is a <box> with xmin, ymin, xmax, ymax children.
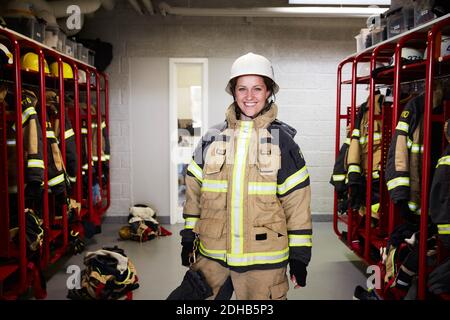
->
<box><xmin>183</xmin><ymin>103</ymin><xmax>312</xmax><ymax>299</ymax></box>
<box><xmin>430</xmin><ymin>120</ymin><xmax>450</xmax><ymax>249</ymax></box>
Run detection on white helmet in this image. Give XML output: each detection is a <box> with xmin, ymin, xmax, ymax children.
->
<box><xmin>0</xmin><ymin>43</ymin><xmax>13</xmax><ymax>64</ymax></box>
<box><xmin>390</xmin><ymin>47</ymin><xmax>424</xmax><ymax>66</ymax></box>
<box><xmin>225</xmin><ymin>52</ymin><xmax>279</xmax><ymax>95</ymax></box>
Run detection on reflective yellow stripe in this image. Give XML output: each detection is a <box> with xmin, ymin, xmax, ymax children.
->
<box><xmin>277</xmin><ymin>166</ymin><xmax>309</xmax><ymax>195</ymax></box>
<box><xmin>198</xmin><ymin>242</ymin><xmax>227</xmax><ymax>261</ymax></box>
<box><xmin>6</xmin><ymin>139</ymin><xmax>16</xmax><ymax>146</ymax></box>
<box><xmin>82</xmin><ymin>164</ymin><xmax>89</xmax><ymax>170</ymax></box>
<box><xmin>348</xmin><ymin>164</ymin><xmax>361</xmax><ymax>174</ymax></box>
<box><xmin>101</xmin><ymin>121</ymin><xmax>106</xmax><ymax>129</ymax></box>
<box><xmin>408</xmin><ymin>201</ymin><xmax>421</xmax><ymax>215</ymax></box>
<box><xmin>437</xmin><ymin>156</ymin><xmax>450</xmax><ymax>168</ymax></box>
<box><xmin>288</xmin><ymin>234</ymin><xmax>312</xmax><ymax>247</ymax></box>
<box><xmin>184</xmin><ymin>217</ymin><xmax>199</xmax><ymax>230</ymax></box>
<box><xmin>187</xmin><ymin>160</ymin><xmax>203</xmax><ymax>183</ymax></box>
<box><xmin>345</xmin><ymin>138</ymin><xmax>351</xmax><ymax>145</ymax></box>
<box><xmin>12</xmin><ymin>107</ymin><xmax>37</xmax><ymax>131</ymax></box>
<box><xmin>231</xmin><ymin>121</ymin><xmax>253</xmax><ymax>255</ymax></box>
<box><xmin>410</xmin><ymin>143</ymin><xmax>424</xmax><ymax>154</ymax></box>
<box><xmin>48</xmin><ymin>173</ymin><xmax>65</xmax><ymax>186</ymax></box>
<box><xmin>359</xmin><ymin>132</ymin><xmax>382</xmax><ymax>145</ymax></box>
<box><xmin>226</xmin><ymin>248</ymin><xmax>289</xmax><ymax>266</ymax></box>
<box><xmin>81</xmin><ymin>128</ymin><xmax>88</xmax><ymax>134</ymax></box>
<box><xmin>396</xmin><ymin>121</ymin><xmax>409</xmax><ymax>133</ymax></box>
<box><xmin>248</xmin><ymin>182</ymin><xmax>277</xmax><ymax>195</ymax></box>
<box><xmin>68</xmin><ymin>176</ymin><xmax>77</xmax><ymax>183</ymax></box>
<box><xmin>352</xmin><ymin>129</ymin><xmax>360</xmax><ymax>138</ymax></box>
<box><xmin>201</xmin><ymin>180</ymin><xmax>228</xmax><ymax>192</ymax></box>
<box><xmin>46</xmin><ymin>130</ymin><xmax>56</xmax><ymax>139</ymax></box>
<box><xmin>104</xmin><ymin>154</ymin><xmax>110</xmax><ymax>160</ymax></box>
<box><xmin>387</xmin><ymin>177</ymin><xmax>410</xmax><ymax>190</ymax></box>
<box><xmin>27</xmin><ymin>159</ymin><xmax>44</xmax><ymax>169</ymax></box>
<box><xmin>438</xmin><ymin>224</ymin><xmax>450</xmax><ymax>235</ymax></box>
<box><xmin>371</xmin><ymin>203</ymin><xmax>380</xmax><ymax>213</ymax></box>
<box><xmin>372</xmin><ymin>171</ymin><xmax>380</xmax><ymax>179</ymax></box>
<box><xmin>332</xmin><ymin>174</ymin><xmax>346</xmax><ymax>182</ymax></box>
<box><xmin>65</xmin><ymin>128</ymin><xmax>75</xmax><ymax>139</ymax></box>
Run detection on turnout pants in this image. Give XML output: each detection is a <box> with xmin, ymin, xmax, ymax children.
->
<box><xmin>192</xmin><ymin>255</ymin><xmax>289</xmax><ymax>300</ymax></box>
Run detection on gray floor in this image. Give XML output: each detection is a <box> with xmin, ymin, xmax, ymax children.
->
<box><xmin>44</xmin><ymin>222</ymin><xmax>368</xmax><ymax>300</ymax></box>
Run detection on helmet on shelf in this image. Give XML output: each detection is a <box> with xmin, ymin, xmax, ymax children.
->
<box><xmin>0</xmin><ymin>43</ymin><xmax>13</xmax><ymax>64</ymax></box>
<box><xmin>50</xmin><ymin>61</ymin><xmax>74</xmax><ymax>79</ymax></box>
<box><xmin>20</xmin><ymin>52</ymin><xmax>50</xmax><ymax>73</ymax></box>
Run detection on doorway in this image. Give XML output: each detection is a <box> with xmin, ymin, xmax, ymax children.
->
<box><xmin>169</xmin><ymin>58</ymin><xmax>208</xmax><ymax>224</ymax></box>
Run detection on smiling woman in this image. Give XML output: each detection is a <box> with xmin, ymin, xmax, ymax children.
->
<box><xmin>174</xmin><ymin>52</ymin><xmax>313</xmax><ymax>300</ymax></box>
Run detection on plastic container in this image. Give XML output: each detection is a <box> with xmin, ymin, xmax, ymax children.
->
<box><xmin>5</xmin><ymin>17</ymin><xmax>45</xmax><ymax>43</ymax></box>
<box><xmin>386</xmin><ymin>6</ymin><xmax>414</xmax><ymax>39</ymax></box>
<box><xmin>65</xmin><ymin>38</ymin><xmax>76</xmax><ymax>57</ymax></box>
<box><xmin>80</xmin><ymin>47</ymin><xmax>89</xmax><ymax>64</ymax></box>
<box><xmin>87</xmin><ymin>49</ymin><xmax>95</xmax><ymax>66</ymax></box>
<box><xmin>355</xmin><ymin>28</ymin><xmax>371</xmax><ymax>52</ymax></box>
<box><xmin>413</xmin><ymin>0</ymin><xmax>437</xmax><ymax>27</ymax></box>
<box><xmin>75</xmin><ymin>43</ymin><xmax>83</xmax><ymax>60</ymax></box>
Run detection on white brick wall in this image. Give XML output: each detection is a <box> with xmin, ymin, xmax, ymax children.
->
<box><xmin>80</xmin><ymin>3</ymin><xmax>364</xmax><ymax>217</ymax></box>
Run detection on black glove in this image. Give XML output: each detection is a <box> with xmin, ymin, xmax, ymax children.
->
<box><xmin>181</xmin><ymin>241</ymin><xmax>194</xmax><ymax>267</ymax></box>
<box><xmin>69</xmin><ymin>230</ymin><xmax>85</xmax><ymax>254</ymax></box>
<box><xmin>289</xmin><ymin>259</ymin><xmax>307</xmax><ymax>287</ymax></box>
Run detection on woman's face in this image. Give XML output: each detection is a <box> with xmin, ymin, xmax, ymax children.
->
<box><xmin>234</xmin><ymin>75</ymin><xmax>271</xmax><ymax>118</ymax></box>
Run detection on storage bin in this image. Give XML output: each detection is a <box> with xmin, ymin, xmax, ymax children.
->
<box><xmin>5</xmin><ymin>17</ymin><xmax>45</xmax><ymax>43</ymax></box>
<box><xmin>87</xmin><ymin>49</ymin><xmax>95</xmax><ymax>66</ymax></box>
<box><xmin>386</xmin><ymin>6</ymin><xmax>415</xmax><ymax>39</ymax></box>
<box><xmin>65</xmin><ymin>38</ymin><xmax>76</xmax><ymax>57</ymax></box>
<box><xmin>413</xmin><ymin>0</ymin><xmax>437</xmax><ymax>27</ymax></box>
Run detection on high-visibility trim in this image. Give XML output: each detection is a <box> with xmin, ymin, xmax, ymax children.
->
<box><xmin>82</xmin><ymin>164</ymin><xmax>89</xmax><ymax>170</ymax></box>
<box><xmin>288</xmin><ymin>234</ymin><xmax>312</xmax><ymax>247</ymax></box>
<box><xmin>46</xmin><ymin>130</ymin><xmax>56</xmax><ymax>139</ymax></box>
<box><xmin>359</xmin><ymin>132</ymin><xmax>382</xmax><ymax>145</ymax></box>
<box><xmin>65</xmin><ymin>128</ymin><xmax>75</xmax><ymax>139</ymax></box>
<box><xmin>277</xmin><ymin>166</ymin><xmax>309</xmax><ymax>195</ymax></box>
<box><xmin>91</xmin><ymin>123</ymin><xmax>98</xmax><ymax>128</ymax></box>
<box><xmin>68</xmin><ymin>176</ymin><xmax>77</xmax><ymax>183</ymax></box>
<box><xmin>104</xmin><ymin>154</ymin><xmax>110</xmax><ymax>160</ymax></box>
<box><xmin>248</xmin><ymin>182</ymin><xmax>277</xmax><ymax>195</ymax></box>
<box><xmin>48</xmin><ymin>173</ymin><xmax>65</xmax><ymax>186</ymax></box>
<box><xmin>408</xmin><ymin>201</ymin><xmax>421</xmax><ymax>215</ymax></box>
<box><xmin>332</xmin><ymin>174</ymin><xmax>346</xmax><ymax>182</ymax></box>
<box><xmin>231</xmin><ymin>121</ymin><xmax>253</xmax><ymax>255</ymax></box>
<box><xmin>410</xmin><ymin>143</ymin><xmax>424</xmax><ymax>154</ymax></box>
<box><xmin>114</xmin><ymin>267</ymin><xmax>133</xmax><ymax>285</ymax></box>
<box><xmin>348</xmin><ymin>164</ymin><xmax>361</xmax><ymax>174</ymax></box>
<box><xmin>92</xmin><ymin>156</ymin><xmax>99</xmax><ymax>161</ymax></box>
<box><xmin>198</xmin><ymin>242</ymin><xmax>227</xmax><ymax>261</ymax></box>
<box><xmin>184</xmin><ymin>217</ymin><xmax>199</xmax><ymax>230</ymax></box>
<box><xmin>371</xmin><ymin>203</ymin><xmax>380</xmax><ymax>213</ymax></box>
<box><xmin>372</xmin><ymin>171</ymin><xmax>380</xmax><ymax>179</ymax></box>
<box><xmin>81</xmin><ymin>128</ymin><xmax>88</xmax><ymax>134</ymax></box>
<box><xmin>437</xmin><ymin>156</ymin><xmax>450</xmax><ymax>168</ymax></box>
<box><xmin>396</xmin><ymin>121</ymin><xmax>409</xmax><ymax>133</ymax></box>
<box><xmin>101</xmin><ymin>121</ymin><xmax>107</xmax><ymax>129</ymax></box>
<box><xmin>345</xmin><ymin>138</ymin><xmax>351</xmax><ymax>145</ymax></box>
<box><xmin>201</xmin><ymin>180</ymin><xmax>228</xmax><ymax>192</ymax></box>
<box><xmin>12</xmin><ymin>107</ymin><xmax>37</xmax><ymax>131</ymax></box>
<box><xmin>6</xmin><ymin>139</ymin><xmax>16</xmax><ymax>146</ymax></box>
<box><xmin>437</xmin><ymin>224</ymin><xmax>450</xmax><ymax>235</ymax></box>
<box><xmin>352</xmin><ymin>129</ymin><xmax>360</xmax><ymax>138</ymax></box>
<box><xmin>226</xmin><ymin>247</ymin><xmax>289</xmax><ymax>266</ymax></box>
<box><xmin>28</xmin><ymin>159</ymin><xmax>45</xmax><ymax>169</ymax></box>
<box><xmin>187</xmin><ymin>160</ymin><xmax>203</xmax><ymax>183</ymax></box>
<box><xmin>387</xmin><ymin>177</ymin><xmax>410</xmax><ymax>190</ymax></box>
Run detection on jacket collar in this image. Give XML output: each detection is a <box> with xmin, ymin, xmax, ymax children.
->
<box><xmin>225</xmin><ymin>103</ymin><xmax>278</xmax><ymax>129</ymax></box>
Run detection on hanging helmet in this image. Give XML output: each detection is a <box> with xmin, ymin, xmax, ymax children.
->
<box><xmin>78</xmin><ymin>69</ymin><xmax>87</xmax><ymax>84</ymax></box>
<box><xmin>225</xmin><ymin>52</ymin><xmax>279</xmax><ymax>95</ymax></box>
<box><xmin>50</xmin><ymin>61</ymin><xmax>74</xmax><ymax>79</ymax></box>
<box><xmin>21</xmin><ymin>52</ymin><xmax>50</xmax><ymax>73</ymax></box>
<box><xmin>118</xmin><ymin>226</ymin><xmax>132</xmax><ymax>240</ymax></box>
<box><xmin>0</xmin><ymin>43</ymin><xmax>13</xmax><ymax>64</ymax></box>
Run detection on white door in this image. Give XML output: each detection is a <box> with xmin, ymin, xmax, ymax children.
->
<box><xmin>169</xmin><ymin>59</ymin><xmax>208</xmax><ymax>224</ymax></box>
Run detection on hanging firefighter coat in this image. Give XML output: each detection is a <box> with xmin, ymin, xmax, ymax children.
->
<box><xmin>430</xmin><ymin>120</ymin><xmax>450</xmax><ymax>249</ymax></box>
<box><xmin>386</xmin><ymin>90</ymin><xmax>443</xmax><ymax>219</ymax></box>
<box><xmin>182</xmin><ymin>103</ymin><xmax>312</xmax><ymax>271</ymax></box>
<box><xmin>3</xmin><ymin>87</ymin><xmax>44</xmax><ymax>192</ymax></box>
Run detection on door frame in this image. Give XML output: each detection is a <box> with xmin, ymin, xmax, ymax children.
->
<box><xmin>169</xmin><ymin>58</ymin><xmax>208</xmax><ymax>224</ymax></box>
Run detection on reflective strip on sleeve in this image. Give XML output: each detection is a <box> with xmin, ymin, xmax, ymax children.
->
<box><xmin>65</xmin><ymin>128</ymin><xmax>75</xmax><ymax>140</ymax></box>
<box><xmin>410</xmin><ymin>143</ymin><xmax>424</xmax><ymax>154</ymax></box>
<box><xmin>6</xmin><ymin>139</ymin><xmax>16</xmax><ymax>146</ymax></box>
<box><xmin>11</xmin><ymin>107</ymin><xmax>37</xmax><ymax>131</ymax></box>
<box><xmin>345</xmin><ymin>138</ymin><xmax>351</xmax><ymax>145</ymax></box>
<box><xmin>27</xmin><ymin>159</ymin><xmax>45</xmax><ymax>169</ymax></box>
<box><xmin>81</xmin><ymin>128</ymin><xmax>88</xmax><ymax>134</ymax></box>
<box><xmin>46</xmin><ymin>130</ymin><xmax>56</xmax><ymax>139</ymax></box>
<box><xmin>101</xmin><ymin>121</ymin><xmax>107</xmax><ymax>129</ymax></box>
<box><xmin>437</xmin><ymin>224</ymin><xmax>450</xmax><ymax>235</ymax></box>
<box><xmin>277</xmin><ymin>166</ymin><xmax>309</xmax><ymax>195</ymax></box>
<box><xmin>248</xmin><ymin>182</ymin><xmax>277</xmax><ymax>195</ymax></box>
<box><xmin>184</xmin><ymin>217</ymin><xmax>199</xmax><ymax>230</ymax></box>
<box><xmin>408</xmin><ymin>201</ymin><xmax>421</xmax><ymax>215</ymax></box>
<box><xmin>104</xmin><ymin>154</ymin><xmax>110</xmax><ymax>160</ymax></box>
<box><xmin>68</xmin><ymin>176</ymin><xmax>77</xmax><ymax>183</ymax></box>
<box><xmin>48</xmin><ymin>173</ymin><xmax>65</xmax><ymax>186</ymax></box>
<box><xmin>187</xmin><ymin>160</ymin><xmax>203</xmax><ymax>183</ymax></box>
<box><xmin>288</xmin><ymin>234</ymin><xmax>312</xmax><ymax>247</ymax></box>
<box><xmin>348</xmin><ymin>164</ymin><xmax>361</xmax><ymax>174</ymax></box>
<box><xmin>359</xmin><ymin>132</ymin><xmax>382</xmax><ymax>145</ymax></box>
<box><xmin>201</xmin><ymin>180</ymin><xmax>228</xmax><ymax>192</ymax></box>
<box><xmin>372</xmin><ymin>171</ymin><xmax>380</xmax><ymax>179</ymax></box>
<box><xmin>437</xmin><ymin>156</ymin><xmax>450</xmax><ymax>168</ymax></box>
<box><xmin>387</xmin><ymin>177</ymin><xmax>410</xmax><ymax>190</ymax></box>
<box><xmin>352</xmin><ymin>129</ymin><xmax>360</xmax><ymax>138</ymax></box>
<box><xmin>371</xmin><ymin>203</ymin><xmax>380</xmax><ymax>213</ymax></box>
<box><xmin>396</xmin><ymin>121</ymin><xmax>409</xmax><ymax>133</ymax></box>
<box><xmin>332</xmin><ymin>174</ymin><xmax>346</xmax><ymax>182</ymax></box>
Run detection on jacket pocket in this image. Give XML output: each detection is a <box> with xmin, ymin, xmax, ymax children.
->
<box><xmin>205</xmin><ymin>143</ymin><xmax>226</xmax><ymax>175</ymax></box>
<box><xmin>257</xmin><ymin>143</ymin><xmax>280</xmax><ymax>176</ymax></box>
<box><xmin>193</xmin><ymin>218</ymin><xmax>225</xmax><ymax>239</ymax></box>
